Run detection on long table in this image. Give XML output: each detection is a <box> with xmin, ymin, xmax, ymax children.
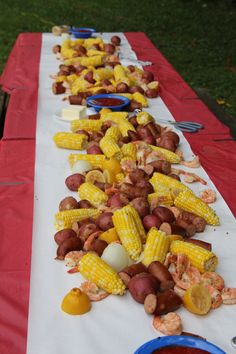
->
<box><xmin>0</xmin><ymin>32</ymin><xmax>236</xmax><ymax>354</ymax></box>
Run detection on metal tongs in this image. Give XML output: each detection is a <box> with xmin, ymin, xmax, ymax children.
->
<box><xmin>155</xmin><ymin>119</ymin><xmax>204</xmax><ymax>133</ymax></box>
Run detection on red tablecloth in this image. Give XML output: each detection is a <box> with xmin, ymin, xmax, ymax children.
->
<box><xmin>0</xmin><ymin>32</ymin><xmax>235</xmax><ymax>354</ymax></box>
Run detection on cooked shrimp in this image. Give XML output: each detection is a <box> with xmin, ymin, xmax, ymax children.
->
<box><xmin>164</xmin><ymin>252</ymin><xmax>177</xmax><ymax>268</ymax></box>
<box><xmin>64</xmin><ymin>250</ymin><xmax>86</xmax><ymax>267</ymax></box>
<box><xmin>181</xmin><ymin>156</ymin><xmax>201</xmax><ymax>168</ymax></box>
<box><xmin>83</xmin><ymin>231</ymin><xmax>101</xmax><ymax>252</ymax></box>
<box><xmin>152</xmin><ymin>312</ymin><xmax>182</xmax><ymax>336</ymax></box>
<box><xmin>80</xmin><ymin>281</ymin><xmax>109</xmax><ymax>301</ymax></box>
<box><xmin>172</xmin><ymin>264</ymin><xmax>201</xmax><ymax>290</ymax></box>
<box><xmin>200</xmin><ymin>189</ymin><xmax>216</xmax><ymax>204</ymax></box>
<box><xmin>175</xmin><ymin>149</ymin><xmax>184</xmax><ymax>160</ymax></box>
<box><xmin>201</xmin><ymin>272</ymin><xmax>225</xmax><ymax>291</ymax></box>
<box><xmin>175</xmin><ymin>254</ymin><xmax>189</xmax><ymax>278</ymax></box>
<box><xmin>168</xmin><ymin>206</ymin><xmax>182</xmax><ymax>219</ymax></box>
<box><xmin>206</xmin><ymin>285</ymin><xmax>223</xmax><ymax>309</ymax></box>
<box><xmin>120</xmin><ymin>159</ymin><xmax>136</xmax><ymax>173</ymax></box>
<box><xmin>221</xmin><ymin>288</ymin><xmax>236</xmax><ymax>305</ymax></box>
<box><xmin>171</xmin><ymin>168</ymin><xmax>207</xmax><ymax>185</ymax></box>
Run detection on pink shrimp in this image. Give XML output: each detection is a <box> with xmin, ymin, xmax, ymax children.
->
<box><xmin>83</xmin><ymin>231</ymin><xmax>101</xmax><ymax>252</ymax></box>
<box><xmin>206</xmin><ymin>285</ymin><xmax>223</xmax><ymax>309</ymax></box>
<box><xmin>120</xmin><ymin>159</ymin><xmax>136</xmax><ymax>173</ymax></box>
<box><xmin>171</xmin><ymin>255</ymin><xmax>201</xmax><ymax>290</ymax></box>
<box><xmin>201</xmin><ymin>272</ymin><xmax>225</xmax><ymax>291</ymax></box>
<box><xmin>181</xmin><ymin>156</ymin><xmax>201</xmax><ymax>168</ymax></box>
<box><xmin>153</xmin><ymin>312</ymin><xmax>182</xmax><ymax>336</ymax></box>
<box><xmin>80</xmin><ymin>281</ymin><xmax>110</xmax><ymax>301</ymax></box>
<box><xmin>200</xmin><ymin>189</ymin><xmax>216</xmax><ymax>204</ymax></box>
<box><xmin>221</xmin><ymin>288</ymin><xmax>236</xmax><ymax>304</ymax></box>
<box><xmin>171</xmin><ymin>168</ymin><xmax>207</xmax><ymax>185</ymax></box>
<box><xmin>65</xmin><ymin>250</ymin><xmax>86</xmax><ymax>274</ymax></box>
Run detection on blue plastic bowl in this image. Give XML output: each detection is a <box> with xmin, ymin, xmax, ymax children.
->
<box><xmin>86</xmin><ymin>94</ymin><xmax>130</xmax><ymax>112</ymax></box>
<box><xmin>134</xmin><ymin>336</ymin><xmax>226</xmax><ymax>354</ymax></box>
<box><xmin>71</xmin><ymin>27</ymin><xmax>96</xmax><ymax>39</ymax></box>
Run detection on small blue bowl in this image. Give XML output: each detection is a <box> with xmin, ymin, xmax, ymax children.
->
<box><xmin>71</xmin><ymin>27</ymin><xmax>96</xmax><ymax>39</ymax></box>
<box><xmin>134</xmin><ymin>336</ymin><xmax>226</xmax><ymax>354</ymax></box>
<box><xmin>86</xmin><ymin>94</ymin><xmax>130</xmax><ymax>112</ymax></box>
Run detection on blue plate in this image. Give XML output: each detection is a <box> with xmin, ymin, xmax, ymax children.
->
<box><xmin>86</xmin><ymin>94</ymin><xmax>130</xmax><ymax>112</ymax></box>
<box><xmin>71</xmin><ymin>27</ymin><xmax>96</xmax><ymax>39</ymax></box>
<box><xmin>135</xmin><ymin>336</ymin><xmax>226</xmax><ymax>354</ymax></box>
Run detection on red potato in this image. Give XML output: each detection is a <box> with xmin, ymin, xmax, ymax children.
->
<box><xmin>65</xmin><ymin>173</ymin><xmax>85</xmax><ymax>191</ymax></box>
<box><xmin>77</xmin><ymin>199</ymin><xmax>93</xmax><ymax>209</ymax></box>
<box><xmin>87</xmin><ymin>145</ymin><xmax>103</xmax><ymax>154</ymax></box>
<box><xmin>136</xmin><ymin>126</ymin><xmax>156</xmax><ymax>145</ymax></box>
<box><xmin>59</xmin><ymin>196</ymin><xmax>78</xmax><ymax>211</ymax></box>
<box><xmin>52</xmin><ymin>44</ymin><xmax>61</xmax><ymax>54</ymax></box>
<box><xmin>78</xmin><ymin>222</ymin><xmax>100</xmax><ymax>243</ymax></box>
<box><xmin>148</xmin><ymin>261</ymin><xmax>173</xmax><ymax>282</ymax></box>
<box><xmin>159</xmin><ymin>280</ymin><xmax>175</xmax><ymax>292</ymax></box>
<box><xmin>122</xmin><ymin>263</ymin><xmax>147</xmax><ymax>277</ymax></box>
<box><xmin>130</xmin><ymin>197</ymin><xmax>150</xmax><ymax>218</ymax></box>
<box><xmin>161</xmin><ymin>131</ymin><xmax>180</xmax><ymax>146</ymax></box>
<box><xmin>89</xmin><ymin>131</ymin><xmax>104</xmax><ymax>142</ymax></box>
<box><xmin>67</xmin><ymin>65</ymin><xmax>77</xmax><ymax>74</ymax></box>
<box><xmin>145</xmin><ymin>88</ymin><xmax>159</xmax><ymax>98</ymax></box>
<box><xmin>129</xmin><ymin>86</ymin><xmax>144</xmax><ymax>95</ymax></box>
<box><xmin>54</xmin><ymin>229</ymin><xmax>77</xmax><ymax>245</ymax></box>
<box><xmin>107</xmin><ymin>193</ymin><xmax>129</xmax><ymax>208</ymax></box>
<box><xmin>96</xmin><ymin>212</ymin><xmax>114</xmax><ymax>231</ymax></box>
<box><xmin>116</xmin><ymin>82</ymin><xmax>129</xmax><ymax>93</ymax></box>
<box><xmin>135</xmin><ymin>180</ymin><xmax>154</xmax><ymax>194</ymax></box>
<box><xmin>148</xmin><ymin>160</ymin><xmax>171</xmax><ymax>175</ymax></box>
<box><xmin>75</xmin><ymin>129</ymin><xmax>90</xmax><ymax>140</ymax></box>
<box><xmin>104</xmin><ymin>43</ymin><xmax>116</xmax><ymax>54</ymax></box>
<box><xmin>142</xmin><ymin>71</ymin><xmax>154</xmax><ymax>83</ymax></box>
<box><xmin>143</xmin><ymin>214</ymin><xmax>162</xmax><ymax>230</ymax></box>
<box><xmin>111</xmin><ymin>35</ymin><xmax>121</xmax><ymax>46</ymax></box>
<box><xmin>92</xmin><ymin>239</ymin><xmax>108</xmax><ymax>256</ymax></box>
<box><xmin>152</xmin><ymin>206</ymin><xmax>175</xmax><ymax>224</ymax></box>
<box><xmin>94</xmin><ymin>181</ymin><xmax>112</xmax><ymax>191</ymax></box>
<box><xmin>128</xmin><ymin>273</ymin><xmax>160</xmax><ymax>304</ymax></box>
<box><xmin>52</xmin><ymin>82</ymin><xmax>66</xmax><ymax>94</ymax></box>
<box><xmin>56</xmin><ymin>236</ymin><xmax>82</xmax><ymax>260</ymax></box>
<box><xmin>157</xmin><ymin>136</ymin><xmax>177</xmax><ymax>152</ymax></box>
<box><xmin>127</xmin><ymin>130</ymin><xmax>140</xmax><ymax>141</ymax></box>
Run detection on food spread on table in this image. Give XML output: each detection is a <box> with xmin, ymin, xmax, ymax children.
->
<box><xmin>49</xmin><ymin>32</ymin><xmax>235</xmax><ymax>347</ymax></box>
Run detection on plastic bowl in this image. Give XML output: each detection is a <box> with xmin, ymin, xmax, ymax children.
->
<box><xmin>134</xmin><ymin>336</ymin><xmax>226</xmax><ymax>354</ymax></box>
<box><xmin>71</xmin><ymin>27</ymin><xmax>96</xmax><ymax>39</ymax></box>
<box><xmin>86</xmin><ymin>94</ymin><xmax>130</xmax><ymax>112</ymax></box>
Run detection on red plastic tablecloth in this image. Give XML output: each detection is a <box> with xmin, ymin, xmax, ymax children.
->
<box><xmin>0</xmin><ymin>32</ymin><xmax>235</xmax><ymax>354</ymax></box>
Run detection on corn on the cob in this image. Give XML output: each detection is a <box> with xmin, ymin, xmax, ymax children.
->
<box><xmin>118</xmin><ymin>120</ymin><xmax>136</xmax><ymax>137</ymax></box>
<box><xmin>99</xmin><ymin>136</ymin><xmax>122</xmax><ymax>159</ymax></box>
<box><xmin>142</xmin><ymin>228</ymin><xmax>170</xmax><ymax>266</ymax></box>
<box><xmin>78</xmin><ymin>182</ymin><xmax>108</xmax><ymax>208</ymax></box>
<box><xmin>69</xmin><ymin>154</ymin><xmax>105</xmax><ymax>169</ymax></box>
<box><xmin>94</xmin><ymin>68</ymin><xmax>114</xmax><ymax>81</ymax></box>
<box><xmin>115</xmin><ymin>172</ymin><xmax>125</xmax><ymax>183</ymax></box>
<box><xmin>55</xmin><ymin>75</ymin><xmax>67</xmax><ymax>83</ymax></box>
<box><xmin>112</xmin><ymin>207</ymin><xmax>142</xmax><ymax>260</ymax></box>
<box><xmin>79</xmin><ymin>253</ymin><xmax>125</xmax><ymax>295</ymax></box>
<box><xmin>123</xmin><ymin>204</ymin><xmax>146</xmax><ymax>243</ymax></box>
<box><xmin>54</xmin><ymin>208</ymin><xmax>101</xmax><ymax>230</ymax></box>
<box><xmin>86</xmin><ymin>49</ymin><xmax>107</xmax><ymax>57</ymax></box>
<box><xmin>70</xmin><ymin>119</ymin><xmax>102</xmax><ymax>133</ymax></box>
<box><xmin>150</xmin><ymin>173</ymin><xmax>191</xmax><ymax>194</ymax></box>
<box><xmin>174</xmin><ymin>190</ymin><xmax>220</xmax><ymax>226</ymax></box>
<box><xmin>53</xmin><ymin>132</ymin><xmax>88</xmax><ymax>150</ymax></box>
<box><xmin>105</xmin><ymin>126</ymin><xmax>121</xmax><ymax>141</ymax></box>
<box><xmin>170</xmin><ymin>240</ymin><xmax>218</xmax><ymax>273</ymax></box>
<box><xmin>114</xmin><ymin>65</ymin><xmax>129</xmax><ymax>84</ymax></box>
<box><xmin>121</xmin><ymin>142</ymin><xmax>137</xmax><ymax>161</ymax></box>
<box><xmin>100</xmin><ymin>111</ymin><xmax>128</xmax><ymax>123</ymax></box>
<box><xmin>136</xmin><ymin>112</ymin><xmax>153</xmax><ymax>125</ymax></box>
<box><xmin>148</xmin><ymin>192</ymin><xmax>174</xmax><ymax>207</ymax></box>
<box><xmin>149</xmin><ymin>145</ymin><xmax>181</xmax><ymax>164</ymax></box>
<box><xmin>132</xmin><ymin>93</ymin><xmax>148</xmax><ymax>108</ymax></box>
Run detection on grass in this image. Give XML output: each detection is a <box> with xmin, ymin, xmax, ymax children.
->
<box><xmin>0</xmin><ymin>0</ymin><xmax>236</xmax><ymax>118</ymax></box>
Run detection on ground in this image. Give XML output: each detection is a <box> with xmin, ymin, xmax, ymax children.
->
<box><xmin>0</xmin><ymin>0</ymin><xmax>235</xmax><ymax>118</ymax></box>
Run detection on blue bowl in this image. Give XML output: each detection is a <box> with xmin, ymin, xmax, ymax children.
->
<box><xmin>135</xmin><ymin>336</ymin><xmax>226</xmax><ymax>354</ymax></box>
<box><xmin>86</xmin><ymin>94</ymin><xmax>130</xmax><ymax>112</ymax></box>
<box><xmin>71</xmin><ymin>27</ymin><xmax>96</xmax><ymax>39</ymax></box>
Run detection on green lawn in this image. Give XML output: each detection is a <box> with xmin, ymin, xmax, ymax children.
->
<box><xmin>0</xmin><ymin>0</ymin><xmax>236</xmax><ymax>117</ymax></box>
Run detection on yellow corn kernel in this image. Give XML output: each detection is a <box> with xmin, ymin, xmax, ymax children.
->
<box><xmin>118</xmin><ymin>120</ymin><xmax>136</xmax><ymax>137</ymax></box>
<box><xmin>170</xmin><ymin>240</ymin><xmax>218</xmax><ymax>273</ymax></box>
<box><xmin>174</xmin><ymin>190</ymin><xmax>220</xmax><ymax>226</ymax></box>
<box><xmin>54</xmin><ymin>208</ymin><xmax>101</xmax><ymax>230</ymax></box>
<box><xmin>112</xmin><ymin>207</ymin><xmax>142</xmax><ymax>260</ymax></box>
<box><xmin>115</xmin><ymin>172</ymin><xmax>125</xmax><ymax>183</ymax></box>
<box><xmin>78</xmin><ymin>182</ymin><xmax>108</xmax><ymax>208</ymax></box>
<box><xmin>69</xmin><ymin>154</ymin><xmax>105</xmax><ymax>169</ymax></box>
<box><xmin>80</xmin><ymin>253</ymin><xmax>125</xmax><ymax>295</ymax></box>
<box><xmin>70</xmin><ymin>119</ymin><xmax>102</xmax><ymax>133</ymax></box>
<box><xmin>53</xmin><ymin>132</ymin><xmax>88</xmax><ymax>150</ymax></box>
<box><xmin>123</xmin><ymin>205</ymin><xmax>146</xmax><ymax>243</ymax></box>
<box><xmin>133</xmin><ymin>93</ymin><xmax>148</xmax><ymax>108</ymax></box>
<box><xmin>121</xmin><ymin>142</ymin><xmax>137</xmax><ymax>161</ymax></box>
<box><xmin>105</xmin><ymin>126</ymin><xmax>122</xmax><ymax>141</ymax></box>
<box><xmin>136</xmin><ymin>111</ymin><xmax>153</xmax><ymax>125</ymax></box>
<box><xmin>114</xmin><ymin>64</ymin><xmax>128</xmax><ymax>82</ymax></box>
<box><xmin>149</xmin><ymin>145</ymin><xmax>181</xmax><ymax>164</ymax></box>
<box><xmin>142</xmin><ymin>228</ymin><xmax>170</xmax><ymax>266</ymax></box>
<box><xmin>98</xmin><ymin>228</ymin><xmax>119</xmax><ymax>244</ymax></box>
<box><xmin>99</xmin><ymin>136</ymin><xmax>122</xmax><ymax>159</ymax></box>
<box><xmin>100</xmin><ymin>111</ymin><xmax>128</xmax><ymax>123</ymax></box>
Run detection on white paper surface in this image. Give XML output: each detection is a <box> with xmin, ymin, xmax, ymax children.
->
<box><xmin>27</xmin><ymin>33</ymin><xmax>236</xmax><ymax>354</ymax></box>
